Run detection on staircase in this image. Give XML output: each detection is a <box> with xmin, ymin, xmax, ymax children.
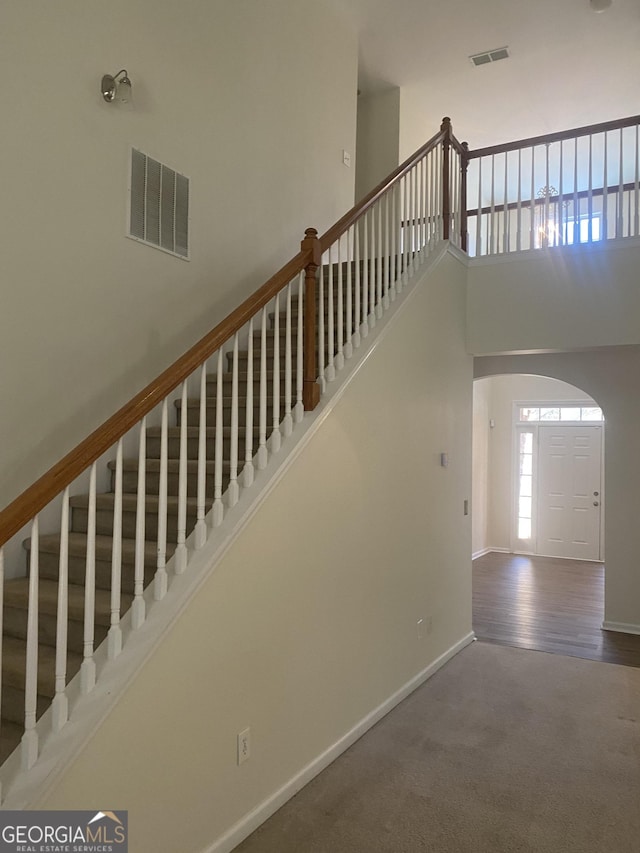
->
<box><xmin>0</xmin><ymin>278</ymin><xmax>346</xmax><ymax>764</ymax></box>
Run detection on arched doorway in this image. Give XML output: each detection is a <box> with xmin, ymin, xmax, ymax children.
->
<box><xmin>472</xmin><ymin>374</ymin><xmax>604</xmax><ymax>562</ymax></box>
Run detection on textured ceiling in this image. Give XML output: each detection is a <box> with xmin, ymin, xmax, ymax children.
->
<box><xmin>338</xmin><ymin>0</ymin><xmax>640</xmax><ymax>148</ymax></box>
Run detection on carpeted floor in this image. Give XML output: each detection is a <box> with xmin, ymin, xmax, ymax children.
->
<box><xmin>235</xmin><ymin>641</ymin><xmax>640</xmax><ymax>853</ymax></box>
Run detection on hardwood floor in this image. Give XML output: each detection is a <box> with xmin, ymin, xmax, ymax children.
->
<box><xmin>473</xmin><ymin>551</ymin><xmax>640</xmax><ymax>667</ymax></box>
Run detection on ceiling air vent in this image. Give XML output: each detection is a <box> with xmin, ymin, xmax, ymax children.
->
<box><xmin>470</xmin><ymin>47</ymin><xmax>510</xmax><ymax>67</ymax></box>
<box><xmin>129</xmin><ymin>148</ymin><xmax>190</xmax><ymax>260</ymax></box>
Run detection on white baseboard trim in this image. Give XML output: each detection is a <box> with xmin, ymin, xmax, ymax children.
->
<box><xmin>472</xmin><ymin>547</ymin><xmax>510</xmax><ymax>560</ymax></box>
<box><xmin>203</xmin><ymin>630</ymin><xmax>475</xmax><ymax>853</ymax></box>
<box><xmin>602</xmin><ymin>620</ymin><xmax>640</xmax><ymax>636</ymax></box>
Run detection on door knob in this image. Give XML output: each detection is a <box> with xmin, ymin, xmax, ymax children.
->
<box><xmin>593</xmin><ymin>491</ymin><xmax>599</xmax><ymax>497</ymax></box>
<box><xmin>593</xmin><ymin>501</ymin><xmax>600</xmax><ymax>506</ymax></box>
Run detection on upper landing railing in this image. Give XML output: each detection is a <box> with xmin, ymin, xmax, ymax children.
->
<box><xmin>465</xmin><ymin>115</ymin><xmax>640</xmax><ymax>257</ymax></box>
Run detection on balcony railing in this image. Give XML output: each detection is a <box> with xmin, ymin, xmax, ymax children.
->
<box><xmin>465</xmin><ymin>115</ymin><xmax>640</xmax><ymax>257</ymax></box>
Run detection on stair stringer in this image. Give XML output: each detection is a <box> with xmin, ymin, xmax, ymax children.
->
<box><xmin>1</xmin><ymin>241</ymin><xmax>467</xmax><ymax>813</ymax></box>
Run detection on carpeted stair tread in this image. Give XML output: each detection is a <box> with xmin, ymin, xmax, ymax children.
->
<box><xmin>70</xmin><ymin>492</ymin><xmax>201</xmax><ymax>514</ymax></box>
<box><xmin>3</xmin><ymin>578</ymin><xmax>128</xmax><ymax>627</ymax></box>
<box><xmin>108</xmin><ymin>458</ymin><xmax>226</xmax><ymax>473</ymax></box>
<box><xmin>24</xmin><ymin>532</ymin><xmax>164</xmax><ymax>564</ymax></box>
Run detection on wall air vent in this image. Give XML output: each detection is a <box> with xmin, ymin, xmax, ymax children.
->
<box><xmin>129</xmin><ymin>148</ymin><xmax>190</xmax><ymax>260</ymax></box>
<box><xmin>470</xmin><ymin>47</ymin><xmax>510</xmax><ymax>67</ymax></box>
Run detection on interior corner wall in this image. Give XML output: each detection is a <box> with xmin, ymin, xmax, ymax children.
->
<box><xmin>475</xmin><ymin>349</ymin><xmax>640</xmax><ymax>631</ymax></box>
<box><xmin>35</xmin><ymin>252</ymin><xmax>473</xmax><ymax>853</ymax></box>
<box><xmin>355</xmin><ymin>87</ymin><xmax>401</xmax><ymax>201</ymax></box>
<box><xmin>0</xmin><ymin>0</ymin><xmax>358</xmax><ymax>509</ymax></box>
<box><xmin>471</xmin><ymin>378</ymin><xmax>490</xmax><ymax>556</ymax></box>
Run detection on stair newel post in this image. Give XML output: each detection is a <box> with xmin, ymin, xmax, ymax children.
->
<box><xmin>301</xmin><ymin>228</ymin><xmax>321</xmax><ymax>411</ymax></box>
<box><xmin>22</xmin><ymin>515</ymin><xmax>39</xmax><ymax>770</ymax></box>
<box><xmin>441</xmin><ymin>117</ymin><xmax>452</xmax><ymax>242</ymax></box>
<box><xmin>52</xmin><ymin>487</ymin><xmax>70</xmax><ymax>733</ymax></box>
<box><xmin>460</xmin><ymin>141</ymin><xmax>469</xmax><ymax>253</ymax></box>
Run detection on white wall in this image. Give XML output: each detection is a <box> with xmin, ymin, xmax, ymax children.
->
<box><xmin>355</xmin><ymin>87</ymin><xmax>401</xmax><ymax>201</ymax></box>
<box><xmin>476</xmin><ymin>350</ymin><xmax>640</xmax><ymax>631</ymax></box>
<box><xmin>35</xmin><ymin>252</ymin><xmax>473</xmax><ymax>852</ymax></box>
<box><xmin>0</xmin><ymin>0</ymin><xmax>358</xmax><ymax>508</ymax></box>
<box><xmin>467</xmin><ymin>242</ymin><xmax>640</xmax><ymax>355</ymax></box>
<box><xmin>473</xmin><ymin>375</ymin><xmax>594</xmax><ymax>554</ymax></box>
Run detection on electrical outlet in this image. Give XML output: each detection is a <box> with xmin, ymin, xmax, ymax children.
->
<box><xmin>342</xmin><ymin>149</ymin><xmax>351</xmax><ymax>167</ymax></box>
<box><xmin>237</xmin><ymin>727</ymin><xmax>251</xmax><ymax>765</ymax></box>
<box><xmin>417</xmin><ymin>618</ymin><xmax>424</xmax><ymax>639</ymax></box>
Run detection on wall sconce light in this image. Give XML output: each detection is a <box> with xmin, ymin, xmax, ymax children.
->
<box><xmin>101</xmin><ymin>69</ymin><xmax>132</xmax><ymax>103</ymax></box>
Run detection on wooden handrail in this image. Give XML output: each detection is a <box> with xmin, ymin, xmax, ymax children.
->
<box><xmin>0</xmin><ymin>248</ymin><xmax>312</xmax><ymax>547</ymax></box>
<box><xmin>318</xmin><ymin>123</ymin><xmax>450</xmax><ymax>251</ymax></box>
<box><xmin>467</xmin><ymin>114</ymin><xmax>640</xmax><ymax>160</ymax></box>
<box><xmin>0</xmin><ymin>116</ymin><xmax>465</xmax><ymax>548</ymax></box>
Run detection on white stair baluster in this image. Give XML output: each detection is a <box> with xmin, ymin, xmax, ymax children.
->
<box><xmin>617</xmin><ymin>130</ymin><xmax>624</xmax><ymax>239</ymax></box>
<box><xmin>475</xmin><ymin>158</ymin><xmax>483</xmax><ymax>256</ymax></box>
<box><xmin>573</xmin><ymin>138</ymin><xmax>579</xmax><ymax>242</ymax></box>
<box><xmin>22</xmin><ymin>515</ymin><xmax>39</xmax><ymax>770</ymax></box>
<box><xmin>132</xmin><ymin>416</ymin><xmax>147</xmax><ymax>626</ymax></box>
<box><xmin>81</xmin><ymin>463</ymin><xmax>97</xmax><ymax>694</ymax></box>
<box><xmin>271</xmin><ymin>293</ymin><xmax>282</xmax><ymax>451</ymax></box>
<box><xmin>384</xmin><ymin>191</ymin><xmax>391</xmax><ymax>306</ymax></box>
<box><xmin>244</xmin><ymin>319</ymin><xmax>256</xmax><ymax>483</ymax></box>
<box><xmin>213</xmin><ymin>349</ymin><xmax>226</xmax><ymax>521</ymax></box>
<box><xmin>588</xmin><ymin>134</ymin><xmax>594</xmax><ymax>242</ymax></box>
<box><xmin>489</xmin><ymin>154</ymin><xmax>496</xmax><ymax>255</ymax></box>
<box><xmin>318</xmin><ymin>255</ymin><xmax>327</xmax><ymax>387</ymax></box>
<box><xmin>258</xmin><ymin>308</ymin><xmax>268</xmax><ymax>469</ymax></box>
<box><xmin>503</xmin><ymin>152</ymin><xmax>509</xmax><ymax>253</ymax></box>
<box><xmin>108</xmin><ymin>438</ymin><xmax>123</xmax><ymax>659</ymax></box>
<box><xmin>369</xmin><ymin>205</ymin><xmax>377</xmax><ymax>328</ymax></box>
<box><xmin>326</xmin><ymin>248</ymin><xmax>336</xmax><ymax>381</ymax></box>
<box><xmin>558</xmin><ymin>142</ymin><xmax>564</xmax><ymax>246</ymax></box>
<box><xmin>52</xmin><ymin>488</ymin><xmax>69</xmax><ymax>733</ymax></box>
<box><xmin>345</xmin><ymin>229</ymin><xmax>354</xmax><ymax>357</ymax></box>
<box><xmin>336</xmin><ymin>240</ymin><xmax>345</xmax><ymax>369</ymax></box>
<box><xmin>530</xmin><ymin>148</ymin><xmax>536</xmax><ymax>250</ymax></box>
<box><xmin>354</xmin><ymin>221</ymin><xmax>363</xmax><ymax>343</ymax></box>
<box><xmin>283</xmin><ymin>283</ymin><xmax>294</xmax><ymax>435</ymax></box>
<box><xmin>194</xmin><ymin>367</ymin><xmax>209</xmax><ymax>547</ymax></box>
<box><xmin>174</xmin><ymin>381</ymin><xmax>189</xmax><ymax>570</ymax></box>
<box><xmin>603</xmin><ymin>132</ymin><xmax>609</xmax><ymax>241</ymax></box>
<box><xmin>154</xmin><ymin>399</ymin><xmax>169</xmax><ymax>596</ymax></box>
<box><xmin>376</xmin><ymin>198</ymin><xmax>383</xmax><ymax>316</ymax></box>
<box><xmin>516</xmin><ymin>149</ymin><xmax>522</xmax><ymax>252</ymax></box>
<box><xmin>294</xmin><ymin>275</ymin><xmax>305</xmax><ymax>422</ymax></box>
<box><xmin>635</xmin><ymin>125</ymin><xmax>639</xmax><ymax>237</ymax></box>
<box><xmin>361</xmin><ymin>213</ymin><xmax>369</xmax><ymax>336</ymax></box>
<box><xmin>228</xmin><ymin>334</ymin><xmax>241</xmax><ymax>504</ymax></box>
<box><xmin>390</xmin><ymin>187</ymin><xmax>398</xmax><ymax>300</ymax></box>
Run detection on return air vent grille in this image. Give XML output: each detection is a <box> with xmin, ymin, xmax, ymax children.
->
<box><xmin>470</xmin><ymin>47</ymin><xmax>509</xmax><ymax>67</ymax></box>
<box><xmin>129</xmin><ymin>149</ymin><xmax>190</xmax><ymax>260</ymax></box>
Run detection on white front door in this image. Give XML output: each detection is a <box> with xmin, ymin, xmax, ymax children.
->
<box><xmin>536</xmin><ymin>425</ymin><xmax>602</xmax><ymax>560</ymax></box>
